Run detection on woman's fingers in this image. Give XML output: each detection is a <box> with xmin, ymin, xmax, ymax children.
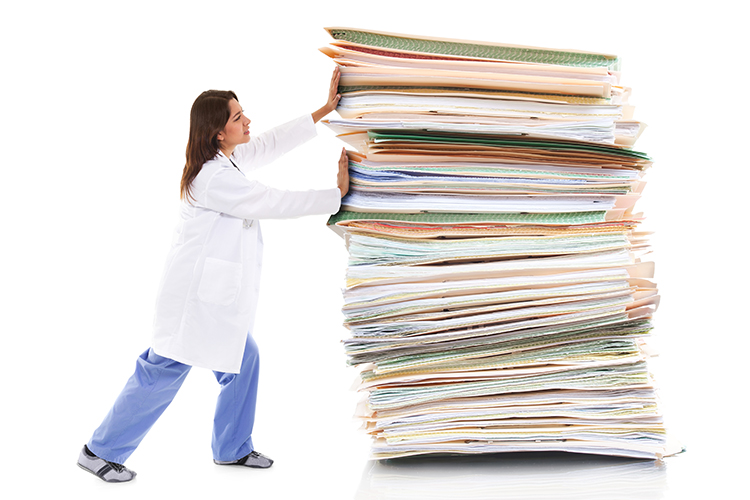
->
<box><xmin>329</xmin><ymin>67</ymin><xmax>341</xmax><ymax>108</ymax></box>
<box><xmin>311</xmin><ymin>66</ymin><xmax>342</xmax><ymax>123</ymax></box>
<box><xmin>337</xmin><ymin>147</ymin><xmax>349</xmax><ymax>197</ymax></box>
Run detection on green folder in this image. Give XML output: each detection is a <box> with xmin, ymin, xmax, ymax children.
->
<box><xmin>326</xmin><ymin>27</ymin><xmax>621</xmax><ymax>70</ymax></box>
<box><xmin>328</xmin><ymin>210</ymin><xmax>609</xmax><ymax>226</ymax></box>
<box><xmin>368</xmin><ymin>130</ymin><xmax>651</xmax><ymax>160</ymax></box>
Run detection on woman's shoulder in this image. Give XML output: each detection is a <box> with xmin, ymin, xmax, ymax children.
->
<box><xmin>198</xmin><ymin>155</ymin><xmax>250</xmax><ymax>190</ymax></box>
<box><xmin>192</xmin><ymin>156</ymin><xmax>234</xmax><ymax>192</ymax></box>
<box><xmin>199</xmin><ymin>155</ymin><xmax>234</xmax><ymax>176</ymax></box>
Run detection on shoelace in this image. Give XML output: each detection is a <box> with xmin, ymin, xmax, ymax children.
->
<box><xmin>86</xmin><ymin>446</ymin><xmax>127</xmax><ymax>473</ymax></box>
<box><xmin>107</xmin><ymin>460</ymin><xmax>126</xmax><ymax>472</ymax></box>
<box><xmin>235</xmin><ymin>451</ymin><xmax>265</xmax><ymax>465</ymax></box>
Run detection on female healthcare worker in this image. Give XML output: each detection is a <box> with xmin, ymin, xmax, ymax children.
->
<box><xmin>77</xmin><ymin>68</ymin><xmax>349</xmax><ymax>483</ymax></box>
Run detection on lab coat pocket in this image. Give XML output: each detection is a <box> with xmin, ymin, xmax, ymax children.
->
<box><xmin>197</xmin><ymin>257</ymin><xmax>243</xmax><ymax>306</ymax></box>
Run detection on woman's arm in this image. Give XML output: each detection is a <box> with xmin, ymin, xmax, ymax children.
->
<box><xmin>204</xmin><ymin>167</ymin><xmax>341</xmax><ymax>220</ymax></box>
<box><xmin>232</xmin><ymin>115</ymin><xmax>316</xmax><ymax>173</ymax></box>
<box><xmin>232</xmin><ymin>67</ymin><xmax>341</xmax><ymax>173</ymax></box>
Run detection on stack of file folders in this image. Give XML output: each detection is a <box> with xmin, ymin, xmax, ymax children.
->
<box><xmin>323</xmin><ymin>27</ymin><xmax>668</xmax><ymax>460</ymax></box>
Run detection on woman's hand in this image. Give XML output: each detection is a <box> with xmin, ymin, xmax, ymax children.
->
<box><xmin>337</xmin><ymin>147</ymin><xmax>349</xmax><ymax>197</ymax></box>
<box><xmin>312</xmin><ymin>66</ymin><xmax>341</xmax><ymax>123</ymax></box>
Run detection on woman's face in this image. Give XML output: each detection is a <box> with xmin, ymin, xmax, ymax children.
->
<box><xmin>217</xmin><ymin>98</ymin><xmax>251</xmax><ymax>153</ymax></box>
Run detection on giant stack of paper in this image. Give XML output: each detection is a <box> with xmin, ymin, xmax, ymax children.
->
<box><xmin>322</xmin><ymin>27</ymin><xmax>666</xmax><ymax>460</ymax></box>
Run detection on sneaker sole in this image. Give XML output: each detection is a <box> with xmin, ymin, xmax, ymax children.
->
<box><xmin>77</xmin><ymin>462</ymin><xmax>136</xmax><ymax>483</ymax></box>
<box><xmin>213</xmin><ymin>460</ymin><xmax>273</xmax><ymax>469</ymax></box>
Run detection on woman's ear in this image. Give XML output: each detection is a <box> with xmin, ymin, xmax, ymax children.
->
<box><xmin>216</xmin><ymin>132</ymin><xmax>224</xmax><ymax>142</ymax></box>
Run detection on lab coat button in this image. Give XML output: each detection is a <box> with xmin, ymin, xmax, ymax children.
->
<box><xmin>243</xmin><ymin>219</ymin><xmax>253</xmax><ymax>228</ymax></box>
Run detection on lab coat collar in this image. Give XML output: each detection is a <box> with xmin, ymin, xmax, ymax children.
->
<box><xmin>214</xmin><ymin>149</ymin><xmax>244</xmax><ymax>175</ymax></box>
<box><xmin>215</xmin><ymin>150</ymin><xmax>235</xmax><ymax>162</ymax></box>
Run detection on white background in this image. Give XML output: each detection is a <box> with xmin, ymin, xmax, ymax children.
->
<box><xmin>1</xmin><ymin>1</ymin><xmax>747</xmax><ymax>498</ymax></box>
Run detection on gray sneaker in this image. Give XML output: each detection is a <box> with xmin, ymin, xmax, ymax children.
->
<box><xmin>214</xmin><ymin>451</ymin><xmax>274</xmax><ymax>468</ymax></box>
<box><xmin>77</xmin><ymin>445</ymin><xmax>137</xmax><ymax>483</ymax></box>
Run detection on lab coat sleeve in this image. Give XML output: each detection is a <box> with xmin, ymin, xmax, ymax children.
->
<box><xmin>232</xmin><ymin>114</ymin><xmax>317</xmax><ymax>174</ymax></box>
<box><xmin>204</xmin><ymin>167</ymin><xmax>341</xmax><ymax>220</ymax></box>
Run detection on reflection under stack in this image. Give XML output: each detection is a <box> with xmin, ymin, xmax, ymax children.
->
<box><xmin>322</xmin><ymin>27</ymin><xmax>668</xmax><ymax>459</ymax></box>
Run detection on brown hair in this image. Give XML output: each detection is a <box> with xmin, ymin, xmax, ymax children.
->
<box><xmin>180</xmin><ymin>90</ymin><xmax>239</xmax><ymax>202</ymax></box>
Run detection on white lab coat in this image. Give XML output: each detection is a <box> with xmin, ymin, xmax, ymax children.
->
<box><xmin>151</xmin><ymin>114</ymin><xmax>341</xmax><ymax>373</ymax></box>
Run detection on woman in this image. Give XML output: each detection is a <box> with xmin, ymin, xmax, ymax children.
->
<box><xmin>77</xmin><ymin>68</ymin><xmax>349</xmax><ymax>483</ymax></box>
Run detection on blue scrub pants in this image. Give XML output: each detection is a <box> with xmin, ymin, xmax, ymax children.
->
<box><xmin>87</xmin><ymin>335</ymin><xmax>260</xmax><ymax>464</ymax></box>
